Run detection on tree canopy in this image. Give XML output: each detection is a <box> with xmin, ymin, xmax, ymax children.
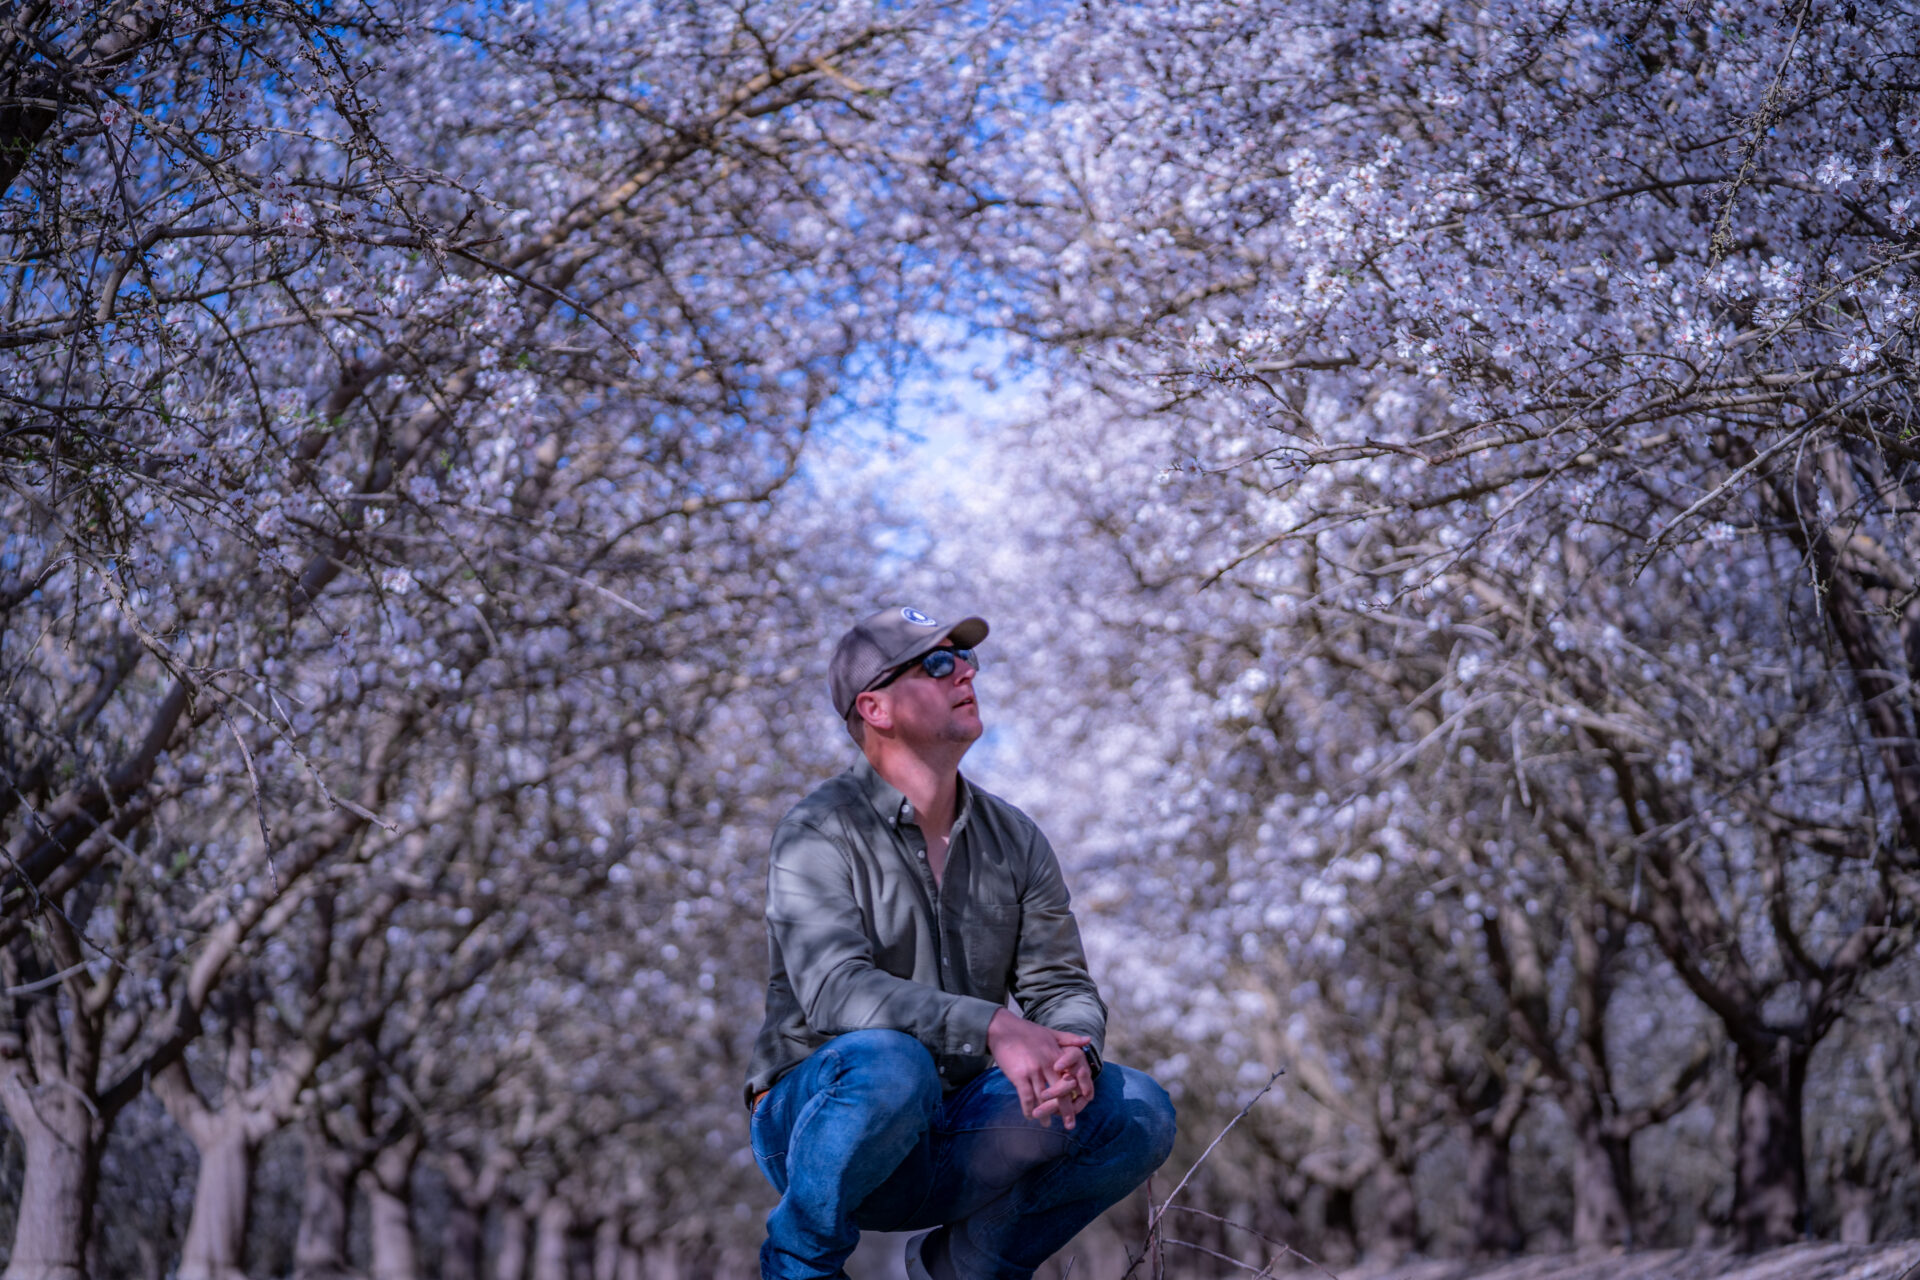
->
<box><xmin>3</xmin><ymin>1</ymin><xmax>1919</xmax><ymax>1276</ymax></box>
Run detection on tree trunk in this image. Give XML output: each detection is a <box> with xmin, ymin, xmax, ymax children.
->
<box><xmin>293</xmin><ymin>1119</ymin><xmax>359</xmax><ymax>1280</ymax></box>
<box><xmin>1362</xmin><ymin>1161</ymin><xmax>1416</xmax><ymax>1263</ymax></box>
<box><xmin>1570</xmin><ymin>1112</ymin><xmax>1633</xmax><ymax>1251</ymax></box>
<box><xmin>494</xmin><ymin>1204</ymin><xmax>530</xmax><ymax>1280</ymax></box>
<box><xmin>531</xmin><ymin>1196</ymin><xmax>573</xmax><ymax>1280</ymax></box>
<box><xmin>1732</xmin><ymin>1038</ymin><xmax>1808</xmax><ymax>1251</ymax></box>
<box><xmin>156</xmin><ymin>994</ymin><xmax>276</xmax><ymax>1280</ymax></box>
<box><xmin>1465</xmin><ymin>1124</ymin><xmax>1520</xmax><ymax>1256</ymax></box>
<box><xmin>136</xmin><ymin>1234</ymin><xmax>170</xmax><ymax>1280</ymax></box>
<box><xmin>637</xmin><ymin>1241</ymin><xmax>680</xmax><ymax>1280</ymax></box>
<box><xmin>0</xmin><ymin>1062</ymin><xmax>100</xmax><ymax>1280</ymax></box>
<box><xmin>1837</xmin><ymin>1182</ymin><xmax>1874</xmax><ymax>1245</ymax></box>
<box><xmin>367</xmin><ymin>1185</ymin><xmax>418</xmax><ymax>1280</ymax></box>
<box><xmin>176</xmin><ymin>1115</ymin><xmax>258</xmax><ymax>1280</ymax></box>
<box><xmin>438</xmin><ymin>1152</ymin><xmax>503</xmax><ymax>1280</ymax></box>
<box><xmin>592</xmin><ymin>1220</ymin><xmax>621</xmax><ymax>1280</ymax></box>
<box><xmin>441</xmin><ymin>1199</ymin><xmax>485</xmax><ymax>1280</ymax></box>
<box><xmin>365</xmin><ymin>1136</ymin><xmax>421</xmax><ymax>1280</ymax></box>
<box><xmin>1319</xmin><ymin>1183</ymin><xmax>1357</xmax><ymax>1266</ymax></box>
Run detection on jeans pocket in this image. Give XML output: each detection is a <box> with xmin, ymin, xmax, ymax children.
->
<box><xmin>750</xmin><ymin>1103</ymin><xmax>789</xmax><ymax>1194</ymax></box>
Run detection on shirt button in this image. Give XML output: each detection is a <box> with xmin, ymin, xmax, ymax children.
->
<box><xmin>961</xmin><ymin>1043</ymin><xmax>973</xmax><ymax>1053</ymax></box>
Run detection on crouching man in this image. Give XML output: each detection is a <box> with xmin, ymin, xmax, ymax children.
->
<box><xmin>745</xmin><ymin>606</ymin><xmax>1177</xmax><ymax>1280</ymax></box>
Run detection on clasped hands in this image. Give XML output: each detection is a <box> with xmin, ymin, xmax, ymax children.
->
<box><xmin>986</xmin><ymin>1008</ymin><xmax>1095</xmax><ymax>1130</ymax></box>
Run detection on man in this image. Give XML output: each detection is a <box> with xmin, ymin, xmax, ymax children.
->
<box><xmin>746</xmin><ymin>605</ymin><xmax>1177</xmax><ymax>1280</ymax></box>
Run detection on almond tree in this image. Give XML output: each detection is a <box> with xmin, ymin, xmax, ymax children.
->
<box><xmin>965</xmin><ymin>0</ymin><xmax>1920</xmax><ymax>1251</ymax></box>
<box><xmin>4</xmin><ymin>0</ymin><xmax>1025</xmax><ymax>1273</ymax></box>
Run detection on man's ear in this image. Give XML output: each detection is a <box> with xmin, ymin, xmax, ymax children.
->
<box><xmin>854</xmin><ymin>690</ymin><xmax>891</xmax><ymax>733</ymax></box>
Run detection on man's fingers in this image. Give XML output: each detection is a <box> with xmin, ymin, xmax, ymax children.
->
<box><xmin>1046</xmin><ymin>1047</ymin><xmax>1093</xmax><ymax>1100</ymax></box>
<box><xmin>1057</xmin><ymin>1058</ymin><xmax>1094</xmax><ymax>1129</ymax></box>
<box><xmin>1032</xmin><ymin>1059</ymin><xmax>1090</xmax><ymax>1131</ymax></box>
<box><xmin>1029</xmin><ymin>1066</ymin><xmax>1066</xmax><ymax>1120</ymax></box>
<box><xmin>1038</xmin><ymin>1075</ymin><xmax>1078</xmax><ymax>1102</ymax></box>
<box><xmin>1009</xmin><ymin>1070</ymin><xmax>1042</xmax><ymax>1119</ymax></box>
<box><xmin>987</xmin><ymin>1017</ymin><xmax>1093</xmax><ymax>1129</ymax></box>
<box><xmin>1034</xmin><ymin>1091</ymin><xmax>1074</xmax><ymax>1128</ymax></box>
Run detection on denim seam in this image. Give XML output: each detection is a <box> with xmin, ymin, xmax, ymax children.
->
<box><xmin>751</xmin><ymin>1122</ymin><xmax>788</xmax><ymax>1165</ymax></box>
<box><xmin>772</xmin><ymin>1083</ymin><xmax>836</xmax><ymax>1176</ymax></box>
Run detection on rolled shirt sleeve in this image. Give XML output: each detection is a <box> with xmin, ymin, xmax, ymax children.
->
<box><xmin>1008</xmin><ymin>827</ymin><xmax>1108</xmax><ymax>1067</ymax></box>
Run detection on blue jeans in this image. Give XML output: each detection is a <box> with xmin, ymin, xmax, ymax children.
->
<box><xmin>750</xmin><ymin>1029</ymin><xmax>1177</xmax><ymax>1280</ymax></box>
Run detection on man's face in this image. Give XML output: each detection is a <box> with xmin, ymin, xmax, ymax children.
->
<box><xmin>874</xmin><ymin>645</ymin><xmax>982</xmax><ymax>748</ymax></box>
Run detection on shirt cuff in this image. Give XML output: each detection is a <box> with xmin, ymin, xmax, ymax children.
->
<box><xmin>945</xmin><ymin>995</ymin><xmax>1001</xmax><ymax>1057</ymax></box>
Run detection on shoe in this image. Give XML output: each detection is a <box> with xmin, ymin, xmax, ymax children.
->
<box><xmin>904</xmin><ymin>1229</ymin><xmax>936</xmax><ymax>1280</ymax></box>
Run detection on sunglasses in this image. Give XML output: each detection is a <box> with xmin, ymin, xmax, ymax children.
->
<box><xmin>868</xmin><ymin>646</ymin><xmax>980</xmax><ymax>692</ymax></box>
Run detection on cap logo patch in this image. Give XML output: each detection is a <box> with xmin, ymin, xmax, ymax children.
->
<box><xmin>901</xmin><ymin>608</ymin><xmax>937</xmax><ymax>627</ymax></box>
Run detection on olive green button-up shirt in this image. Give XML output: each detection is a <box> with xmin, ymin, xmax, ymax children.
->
<box><xmin>745</xmin><ymin>757</ymin><xmax>1107</xmax><ymax>1107</ymax></box>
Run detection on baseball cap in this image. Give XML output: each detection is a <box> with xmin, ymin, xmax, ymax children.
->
<box><xmin>829</xmin><ymin>605</ymin><xmax>989</xmax><ymax>719</ymax></box>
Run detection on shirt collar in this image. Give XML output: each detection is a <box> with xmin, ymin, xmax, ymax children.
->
<box><xmin>852</xmin><ymin>755</ymin><xmax>974</xmax><ymax>831</ymax></box>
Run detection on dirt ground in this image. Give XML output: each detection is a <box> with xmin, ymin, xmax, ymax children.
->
<box><xmin>844</xmin><ymin>1234</ymin><xmax>1920</xmax><ymax>1280</ymax></box>
<box><xmin>1330</xmin><ymin>1241</ymin><xmax>1920</xmax><ymax>1280</ymax></box>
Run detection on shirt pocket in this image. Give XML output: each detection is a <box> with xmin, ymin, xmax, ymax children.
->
<box><xmin>961</xmin><ymin>902</ymin><xmax>1020</xmax><ymax>997</ymax></box>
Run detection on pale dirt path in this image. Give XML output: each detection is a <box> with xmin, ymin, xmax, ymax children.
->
<box><xmin>1324</xmin><ymin>1241</ymin><xmax>1920</xmax><ymax>1280</ymax></box>
<box><xmin>845</xmin><ymin>1233</ymin><xmax>1920</xmax><ymax>1279</ymax></box>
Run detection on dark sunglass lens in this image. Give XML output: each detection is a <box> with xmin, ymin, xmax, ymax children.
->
<box><xmin>922</xmin><ymin>650</ymin><xmax>956</xmax><ymax>679</ymax></box>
